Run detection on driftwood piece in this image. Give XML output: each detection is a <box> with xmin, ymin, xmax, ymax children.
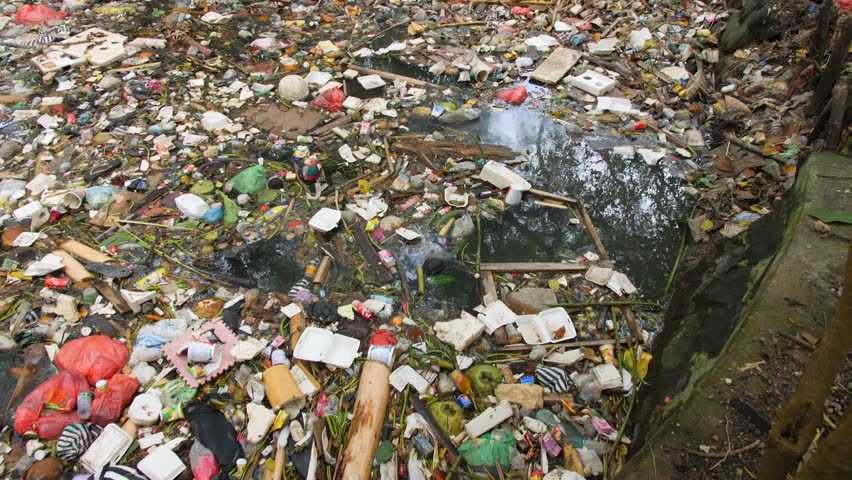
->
<box><xmin>338</xmin><ymin>361</ymin><xmax>391</xmax><ymax>480</ymax></box>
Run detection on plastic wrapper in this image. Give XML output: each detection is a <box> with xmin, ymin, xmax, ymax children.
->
<box><xmin>90</xmin><ymin>374</ymin><xmax>140</xmax><ymax>426</ymax></box>
<box><xmin>190</xmin><ymin>440</ymin><xmax>220</xmax><ymax>480</ymax></box>
<box><xmin>55</xmin><ymin>335</ymin><xmax>128</xmax><ymax>385</ymax></box>
<box><xmin>227</xmin><ymin>165</ymin><xmax>266</xmax><ymax>195</ymax></box>
<box><xmin>15</xmin><ymin>5</ymin><xmax>66</xmax><ymax>25</ymax></box>
<box><xmin>310</xmin><ymin>87</ymin><xmax>345</xmax><ymax>113</ymax></box>
<box><xmin>458</xmin><ymin>428</ymin><xmax>517</xmax><ymax>469</ymax></box>
<box><xmin>14</xmin><ymin>370</ymin><xmax>89</xmax><ymax>439</ymax></box>
<box><xmin>495</xmin><ymin>86</ymin><xmax>528</xmax><ymax>105</ymax></box>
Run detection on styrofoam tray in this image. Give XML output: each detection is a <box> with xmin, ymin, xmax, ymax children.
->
<box><xmin>516</xmin><ymin>314</ymin><xmax>551</xmax><ymax>345</ymax></box>
<box><xmin>293</xmin><ymin>326</ymin><xmax>360</xmax><ymax>368</ymax></box>
<box><xmin>138</xmin><ymin>447</ymin><xmax>186</xmax><ymax>480</ymax></box>
<box><xmin>81</xmin><ymin>423</ymin><xmax>133</xmax><ymax>473</ymax></box>
<box><xmin>308</xmin><ymin>208</ymin><xmax>341</xmax><ymax>232</ymax></box>
<box><xmin>539</xmin><ymin>307</ymin><xmax>577</xmax><ymax>342</ymax></box>
<box><xmin>515</xmin><ymin>307</ymin><xmax>576</xmax><ymax>345</ymax></box>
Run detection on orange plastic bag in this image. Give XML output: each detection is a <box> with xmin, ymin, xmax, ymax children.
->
<box><xmin>15</xmin><ymin>5</ymin><xmax>66</xmax><ymax>25</ymax></box>
<box><xmin>55</xmin><ymin>335</ymin><xmax>129</xmax><ymax>385</ymax></box>
<box><xmin>310</xmin><ymin>87</ymin><xmax>345</xmax><ymax>113</ymax></box>
<box><xmin>91</xmin><ymin>374</ymin><xmax>140</xmax><ymax>426</ymax></box>
<box><xmin>15</xmin><ymin>370</ymin><xmax>89</xmax><ymax>439</ymax></box>
<box><xmin>495</xmin><ymin>86</ymin><xmax>528</xmax><ymax>105</ymax></box>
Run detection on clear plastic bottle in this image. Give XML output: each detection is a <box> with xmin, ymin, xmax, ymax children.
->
<box><xmin>77</xmin><ymin>391</ymin><xmax>93</xmax><ymax>420</ymax></box>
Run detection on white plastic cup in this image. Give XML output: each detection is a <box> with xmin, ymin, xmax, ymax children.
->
<box><xmin>187</xmin><ymin>341</ymin><xmax>215</xmax><ymax>363</ymax></box>
<box><xmin>505</xmin><ymin>184</ymin><xmax>524</xmax><ymax>206</ymax></box>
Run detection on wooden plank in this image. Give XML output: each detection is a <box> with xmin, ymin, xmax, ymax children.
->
<box><xmin>353</xmin><ymin>227</ymin><xmax>394</xmax><ymax>283</ymax></box>
<box><xmin>481</xmin><ymin>271</ymin><xmax>509</xmax><ymax>345</ymax></box>
<box><xmin>480</xmin><ymin>262</ymin><xmax>587</xmax><ymax>273</ymax></box>
<box><xmin>530</xmin><ymin>47</ymin><xmax>582</xmax><ymax>84</ymax></box>
<box><xmin>496</xmin><ymin>337</ymin><xmax>634</xmax><ymax>352</ymax></box>
<box><xmin>95</xmin><ymin>281</ymin><xmax>131</xmax><ymax>314</ymax></box>
<box><xmin>579</xmin><ymin>201</ymin><xmax>609</xmax><ymax>261</ymax></box>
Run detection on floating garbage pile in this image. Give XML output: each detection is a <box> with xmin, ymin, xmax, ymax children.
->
<box><xmin>0</xmin><ymin>0</ymin><xmax>834</xmax><ymax>479</ymax></box>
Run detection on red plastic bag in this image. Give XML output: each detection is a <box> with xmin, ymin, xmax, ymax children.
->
<box><xmin>310</xmin><ymin>87</ymin><xmax>345</xmax><ymax>113</ymax></box>
<box><xmin>495</xmin><ymin>86</ymin><xmax>528</xmax><ymax>105</ymax></box>
<box><xmin>511</xmin><ymin>6</ymin><xmax>532</xmax><ymax>17</ymax></box>
<box><xmin>91</xmin><ymin>374</ymin><xmax>140</xmax><ymax>426</ymax></box>
<box><xmin>55</xmin><ymin>335</ymin><xmax>129</xmax><ymax>385</ymax></box>
<box><xmin>15</xmin><ymin>370</ymin><xmax>89</xmax><ymax>439</ymax></box>
<box><xmin>15</xmin><ymin>5</ymin><xmax>66</xmax><ymax>25</ymax></box>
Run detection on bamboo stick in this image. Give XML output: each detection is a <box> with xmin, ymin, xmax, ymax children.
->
<box><xmin>347</xmin><ymin>65</ymin><xmax>448</xmax><ymax>91</ymax></box>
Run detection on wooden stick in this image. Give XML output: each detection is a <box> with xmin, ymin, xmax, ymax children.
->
<box><xmin>347</xmin><ymin>65</ymin><xmax>448</xmax><ymax>91</ymax></box>
<box><xmin>480</xmin><ymin>262</ymin><xmax>587</xmax><ymax>273</ymax></box>
<box><xmin>338</xmin><ymin>361</ymin><xmax>391</xmax><ymax>480</ymax></box>
<box><xmin>51</xmin><ymin>250</ymin><xmax>95</xmax><ymax>282</ymax></box>
<box><xmin>289</xmin><ymin>304</ymin><xmax>306</xmax><ymax>351</ymax></box>
<box><xmin>313</xmin><ymin>256</ymin><xmax>332</xmax><ymax>287</ymax></box>
<box><xmin>60</xmin><ymin>239</ymin><xmax>113</xmax><ymax>263</ymax></box>
<box><xmin>528</xmin><ymin>188</ymin><xmax>577</xmax><ymax>204</ymax></box>
<box><xmin>578</xmin><ymin>202</ymin><xmax>608</xmax><ymax>261</ymax></box>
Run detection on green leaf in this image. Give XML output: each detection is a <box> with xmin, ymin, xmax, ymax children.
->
<box><xmin>374</xmin><ymin>440</ymin><xmax>394</xmax><ymax>464</ymax></box>
<box><xmin>808</xmin><ymin>208</ymin><xmax>852</xmax><ymax>224</ymax></box>
<box><xmin>99</xmin><ymin>231</ymin><xmax>135</xmax><ymax>248</ymax></box>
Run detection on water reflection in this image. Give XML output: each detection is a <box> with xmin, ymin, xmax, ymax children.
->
<box><xmin>467</xmin><ymin>108</ymin><xmax>689</xmax><ymax>299</ymax></box>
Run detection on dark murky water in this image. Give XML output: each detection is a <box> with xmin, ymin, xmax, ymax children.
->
<box><xmin>468</xmin><ymin>107</ymin><xmax>689</xmax><ymax>299</ymax></box>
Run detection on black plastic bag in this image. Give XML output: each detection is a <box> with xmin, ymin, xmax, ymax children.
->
<box><xmin>184</xmin><ymin>401</ymin><xmax>243</xmax><ymax>473</ymax></box>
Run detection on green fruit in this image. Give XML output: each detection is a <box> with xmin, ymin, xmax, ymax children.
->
<box><xmin>467</xmin><ymin>365</ymin><xmax>502</xmax><ymax>395</ymax></box>
<box><xmin>429</xmin><ymin>401</ymin><xmax>464</xmax><ymax>436</ymax></box>
<box><xmin>190</xmin><ymin>180</ymin><xmax>215</xmax><ymax>195</ymax></box>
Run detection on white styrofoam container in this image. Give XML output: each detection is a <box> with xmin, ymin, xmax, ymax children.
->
<box><xmin>293</xmin><ymin>326</ymin><xmax>360</xmax><ymax>368</ymax></box>
<box><xmin>515</xmin><ymin>308</ymin><xmax>576</xmax><ymax>345</ymax></box>
<box><xmin>570</xmin><ymin>70</ymin><xmax>616</xmax><ymax>96</ymax></box>
<box><xmin>516</xmin><ymin>314</ymin><xmax>551</xmax><ymax>345</ymax></box>
<box><xmin>308</xmin><ymin>208</ymin><xmax>342</xmax><ymax>233</ymax></box>
<box><xmin>539</xmin><ymin>307</ymin><xmax>577</xmax><ymax>342</ymax></box>
<box><xmin>138</xmin><ymin>447</ymin><xmax>186</xmax><ymax>480</ymax></box>
<box><xmin>81</xmin><ymin>423</ymin><xmax>133</xmax><ymax>473</ymax></box>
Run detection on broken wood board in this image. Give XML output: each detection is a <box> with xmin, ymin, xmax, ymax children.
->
<box><xmin>238</xmin><ymin>103</ymin><xmax>325</xmax><ymax>140</ymax></box>
<box><xmin>392</xmin><ymin>139</ymin><xmax>517</xmax><ymax>161</ymax></box>
<box><xmin>505</xmin><ymin>288</ymin><xmax>558</xmax><ymax>314</ymax></box>
<box><xmin>480</xmin><ymin>262</ymin><xmax>588</xmax><ymax>273</ymax></box>
<box><xmin>530</xmin><ymin>47</ymin><xmax>582</xmax><ymax>84</ymax></box>
<box><xmin>95</xmin><ymin>281</ymin><xmax>131</xmax><ymax>315</ymax></box>
<box><xmin>480</xmin><ymin>270</ymin><xmax>510</xmax><ymax>345</ymax></box>
<box><xmin>353</xmin><ymin>227</ymin><xmax>394</xmax><ymax>283</ymax></box>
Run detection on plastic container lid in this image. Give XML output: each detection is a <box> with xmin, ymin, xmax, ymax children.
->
<box><xmin>308</xmin><ymin>208</ymin><xmax>342</xmax><ymax>233</ymax></box>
